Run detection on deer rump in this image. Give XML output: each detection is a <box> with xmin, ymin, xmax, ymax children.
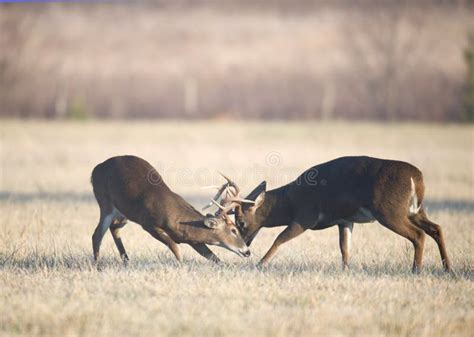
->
<box><xmin>287</xmin><ymin>156</ymin><xmax>423</xmax><ymax>231</ymax></box>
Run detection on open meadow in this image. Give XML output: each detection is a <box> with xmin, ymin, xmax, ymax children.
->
<box><xmin>0</xmin><ymin>121</ymin><xmax>473</xmax><ymax>336</ymax></box>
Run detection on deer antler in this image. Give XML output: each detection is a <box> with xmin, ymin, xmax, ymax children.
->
<box><xmin>227</xmin><ymin>197</ymin><xmax>255</xmax><ymax>205</ymax></box>
<box><xmin>218</xmin><ymin>172</ymin><xmax>240</xmax><ymax>196</ymax></box>
<box><xmin>210</xmin><ymin>199</ymin><xmax>238</xmax><ymax>215</ymax></box>
<box><xmin>202</xmin><ymin>183</ymin><xmax>231</xmax><ymax>210</ymax></box>
<box><xmin>202</xmin><ymin>173</ymin><xmax>249</xmax><ymax>214</ymax></box>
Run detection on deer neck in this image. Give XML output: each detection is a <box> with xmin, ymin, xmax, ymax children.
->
<box><xmin>178</xmin><ymin>221</ymin><xmax>218</xmax><ymax>244</ymax></box>
<box><xmin>170</xmin><ymin>202</ymin><xmax>217</xmax><ymax>244</ymax></box>
<box><xmin>256</xmin><ymin>187</ymin><xmax>293</xmax><ymax>228</ymax></box>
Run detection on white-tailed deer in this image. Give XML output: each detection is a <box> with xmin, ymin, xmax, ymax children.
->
<box><xmin>206</xmin><ymin>156</ymin><xmax>451</xmax><ymax>273</ymax></box>
<box><xmin>91</xmin><ymin>155</ymin><xmax>250</xmax><ymax>264</ymax></box>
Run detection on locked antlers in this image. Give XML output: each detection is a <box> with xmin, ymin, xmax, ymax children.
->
<box><xmin>202</xmin><ymin>172</ymin><xmax>255</xmax><ymax>215</ymax></box>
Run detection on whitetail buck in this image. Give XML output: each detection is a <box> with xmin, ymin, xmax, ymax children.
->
<box><xmin>91</xmin><ymin>155</ymin><xmax>250</xmax><ymax>264</ymax></box>
<box><xmin>206</xmin><ymin>156</ymin><xmax>451</xmax><ymax>273</ymax></box>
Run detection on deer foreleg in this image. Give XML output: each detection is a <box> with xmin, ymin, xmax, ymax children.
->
<box><xmin>189</xmin><ymin>243</ymin><xmax>221</xmax><ymax>264</ymax></box>
<box><xmin>338</xmin><ymin>223</ymin><xmax>353</xmax><ymax>269</ymax></box>
<box><xmin>145</xmin><ymin>227</ymin><xmax>182</xmax><ymax>263</ymax></box>
<box><xmin>259</xmin><ymin>222</ymin><xmax>306</xmax><ymax>265</ymax></box>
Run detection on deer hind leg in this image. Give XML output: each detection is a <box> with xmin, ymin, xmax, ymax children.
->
<box><xmin>338</xmin><ymin>223</ymin><xmax>353</xmax><ymax>270</ymax></box>
<box><xmin>374</xmin><ymin>212</ymin><xmax>426</xmax><ymax>273</ymax></box>
<box><xmin>410</xmin><ymin>208</ymin><xmax>451</xmax><ymax>272</ymax></box>
<box><xmin>92</xmin><ymin>209</ymin><xmax>114</xmax><ymax>262</ymax></box>
<box><xmin>110</xmin><ymin>217</ymin><xmax>129</xmax><ymax>264</ymax></box>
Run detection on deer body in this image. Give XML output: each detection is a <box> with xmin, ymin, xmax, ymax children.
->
<box><xmin>214</xmin><ymin>156</ymin><xmax>451</xmax><ymax>272</ymax></box>
<box><xmin>251</xmin><ymin>156</ymin><xmax>414</xmax><ymax>232</ymax></box>
<box><xmin>91</xmin><ymin>155</ymin><xmax>250</xmax><ymax>264</ymax></box>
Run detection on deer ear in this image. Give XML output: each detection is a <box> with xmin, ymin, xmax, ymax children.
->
<box><xmin>246</xmin><ymin>181</ymin><xmax>266</xmax><ymax>201</ymax></box>
<box><xmin>203</xmin><ymin>216</ymin><xmax>221</xmax><ymax>229</ymax></box>
<box><xmin>253</xmin><ymin>190</ymin><xmax>265</xmax><ymax>209</ymax></box>
<box><xmin>246</xmin><ymin>181</ymin><xmax>266</xmax><ymax>210</ymax></box>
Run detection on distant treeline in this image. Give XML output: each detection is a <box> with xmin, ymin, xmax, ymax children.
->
<box><xmin>0</xmin><ymin>1</ymin><xmax>472</xmax><ymax>121</ymax></box>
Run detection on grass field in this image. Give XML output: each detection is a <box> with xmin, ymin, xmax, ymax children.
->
<box><xmin>0</xmin><ymin>121</ymin><xmax>473</xmax><ymax>336</ymax></box>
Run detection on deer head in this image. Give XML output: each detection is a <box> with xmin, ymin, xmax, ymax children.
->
<box><xmin>202</xmin><ymin>173</ymin><xmax>266</xmax><ymax>246</ymax></box>
<box><xmin>200</xmin><ymin>212</ymin><xmax>251</xmax><ymax>257</ymax></box>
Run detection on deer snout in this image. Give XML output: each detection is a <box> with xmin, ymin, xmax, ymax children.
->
<box><xmin>240</xmin><ymin>247</ymin><xmax>251</xmax><ymax>257</ymax></box>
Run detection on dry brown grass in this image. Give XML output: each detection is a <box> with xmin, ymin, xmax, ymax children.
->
<box><xmin>0</xmin><ymin>121</ymin><xmax>473</xmax><ymax>336</ymax></box>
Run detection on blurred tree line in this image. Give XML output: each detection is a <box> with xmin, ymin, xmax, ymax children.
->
<box><xmin>464</xmin><ymin>32</ymin><xmax>474</xmax><ymax>122</ymax></box>
<box><xmin>0</xmin><ymin>1</ymin><xmax>473</xmax><ymax>121</ymax></box>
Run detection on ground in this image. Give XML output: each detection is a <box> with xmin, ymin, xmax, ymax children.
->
<box><xmin>0</xmin><ymin>121</ymin><xmax>473</xmax><ymax>336</ymax></box>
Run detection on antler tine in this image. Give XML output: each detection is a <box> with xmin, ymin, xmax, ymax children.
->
<box><xmin>203</xmin><ymin>172</ymin><xmax>241</xmax><ymax>212</ymax></box>
<box><xmin>210</xmin><ymin>199</ymin><xmax>226</xmax><ymax>210</ymax></box>
<box><xmin>202</xmin><ymin>201</ymin><xmax>214</xmax><ymax>211</ymax></box>
<box><xmin>211</xmin><ymin>199</ymin><xmax>239</xmax><ymax>216</ymax></box>
<box><xmin>211</xmin><ymin>183</ymin><xmax>228</xmax><ymax>202</ymax></box>
<box><xmin>202</xmin><ymin>183</ymin><xmax>229</xmax><ymax>210</ymax></box>
<box><xmin>218</xmin><ymin>172</ymin><xmax>240</xmax><ymax>196</ymax></box>
<box><xmin>227</xmin><ymin>197</ymin><xmax>255</xmax><ymax>205</ymax></box>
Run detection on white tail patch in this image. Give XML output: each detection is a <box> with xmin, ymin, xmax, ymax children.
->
<box><xmin>408</xmin><ymin>177</ymin><xmax>421</xmax><ymax>215</ymax></box>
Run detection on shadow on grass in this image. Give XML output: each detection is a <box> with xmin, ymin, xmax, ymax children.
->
<box><xmin>424</xmin><ymin>200</ymin><xmax>474</xmax><ymax>213</ymax></box>
<box><xmin>0</xmin><ymin>191</ymin><xmax>95</xmax><ymax>203</ymax></box>
<box><xmin>1</xmin><ymin>251</ymin><xmax>472</xmax><ymax>281</ymax></box>
<box><xmin>0</xmin><ymin>191</ymin><xmax>208</xmax><ymax>208</ymax></box>
<box><xmin>0</xmin><ymin>250</ymin><xmax>186</xmax><ymax>273</ymax></box>
<box><xmin>242</xmin><ymin>259</ymin><xmax>474</xmax><ymax>280</ymax></box>
<box><xmin>1</xmin><ymin>191</ymin><xmax>473</xmax><ymax>213</ymax></box>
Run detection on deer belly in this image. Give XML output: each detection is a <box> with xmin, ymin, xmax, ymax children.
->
<box><xmin>311</xmin><ymin>207</ymin><xmax>376</xmax><ymax>230</ymax></box>
<box><xmin>343</xmin><ymin>207</ymin><xmax>376</xmax><ymax>224</ymax></box>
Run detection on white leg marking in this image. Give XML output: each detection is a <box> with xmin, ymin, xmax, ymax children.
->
<box><xmin>99</xmin><ymin>213</ymin><xmax>114</xmax><ymax>237</ymax></box>
<box><xmin>344</xmin><ymin>224</ymin><xmax>353</xmax><ymax>252</ymax></box>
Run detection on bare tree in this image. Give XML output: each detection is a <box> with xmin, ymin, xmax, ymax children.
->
<box><xmin>344</xmin><ymin>4</ymin><xmax>439</xmax><ymax>120</ymax></box>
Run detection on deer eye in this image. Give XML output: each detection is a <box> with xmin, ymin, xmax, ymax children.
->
<box><xmin>231</xmin><ymin>228</ymin><xmax>238</xmax><ymax>236</ymax></box>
